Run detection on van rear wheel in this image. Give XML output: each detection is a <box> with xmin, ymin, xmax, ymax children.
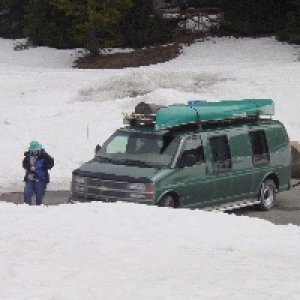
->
<box><xmin>159</xmin><ymin>194</ymin><xmax>175</xmax><ymax>208</ymax></box>
<box><xmin>258</xmin><ymin>179</ymin><xmax>276</xmax><ymax>210</ymax></box>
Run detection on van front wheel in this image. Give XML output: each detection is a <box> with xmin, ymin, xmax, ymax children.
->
<box><xmin>259</xmin><ymin>179</ymin><xmax>276</xmax><ymax>210</ymax></box>
<box><xmin>159</xmin><ymin>194</ymin><xmax>175</xmax><ymax>208</ymax></box>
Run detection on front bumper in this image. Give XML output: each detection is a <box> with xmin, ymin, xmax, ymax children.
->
<box><xmin>70</xmin><ymin>196</ymin><xmax>153</xmax><ymax>205</ymax></box>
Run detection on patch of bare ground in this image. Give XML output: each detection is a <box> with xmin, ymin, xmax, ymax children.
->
<box><xmin>75</xmin><ymin>33</ymin><xmax>205</xmax><ymax>69</ymax></box>
<box><xmin>291</xmin><ymin>141</ymin><xmax>300</xmax><ymax>179</ymax></box>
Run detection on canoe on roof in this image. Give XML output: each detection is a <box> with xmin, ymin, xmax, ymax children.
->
<box><xmin>155</xmin><ymin>99</ymin><xmax>274</xmax><ymax>130</ymax></box>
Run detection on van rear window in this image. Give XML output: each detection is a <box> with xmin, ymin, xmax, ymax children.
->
<box><xmin>249</xmin><ymin>130</ymin><xmax>270</xmax><ymax>165</ymax></box>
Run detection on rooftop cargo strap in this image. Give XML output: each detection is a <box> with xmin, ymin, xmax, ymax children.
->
<box><xmin>155</xmin><ymin>99</ymin><xmax>274</xmax><ymax>130</ymax></box>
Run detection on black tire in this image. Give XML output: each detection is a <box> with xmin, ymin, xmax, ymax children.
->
<box><xmin>159</xmin><ymin>194</ymin><xmax>176</xmax><ymax>208</ymax></box>
<box><xmin>258</xmin><ymin>179</ymin><xmax>276</xmax><ymax>210</ymax></box>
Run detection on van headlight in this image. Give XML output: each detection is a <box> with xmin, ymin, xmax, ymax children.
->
<box><xmin>73</xmin><ymin>175</ymin><xmax>85</xmax><ymax>184</ymax></box>
<box><xmin>127</xmin><ymin>183</ymin><xmax>154</xmax><ymax>200</ymax></box>
<box><xmin>127</xmin><ymin>182</ymin><xmax>146</xmax><ymax>191</ymax></box>
<box><xmin>72</xmin><ymin>175</ymin><xmax>86</xmax><ymax>194</ymax></box>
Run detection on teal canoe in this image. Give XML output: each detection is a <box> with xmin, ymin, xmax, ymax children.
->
<box><xmin>155</xmin><ymin>99</ymin><xmax>274</xmax><ymax>130</ymax></box>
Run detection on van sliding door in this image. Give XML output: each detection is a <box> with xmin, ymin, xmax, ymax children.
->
<box><xmin>229</xmin><ymin>132</ymin><xmax>254</xmax><ymax>198</ymax></box>
<box><xmin>208</xmin><ymin>135</ymin><xmax>233</xmax><ymax>202</ymax></box>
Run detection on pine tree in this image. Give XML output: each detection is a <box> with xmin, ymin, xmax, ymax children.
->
<box><xmin>187</xmin><ymin>0</ymin><xmax>221</xmax><ymax>8</ymax></box>
<box><xmin>24</xmin><ymin>0</ymin><xmax>77</xmax><ymax>49</ymax></box>
<box><xmin>277</xmin><ymin>0</ymin><xmax>300</xmax><ymax>44</ymax></box>
<box><xmin>0</xmin><ymin>0</ymin><xmax>29</xmax><ymax>38</ymax></box>
<box><xmin>50</xmin><ymin>0</ymin><xmax>132</xmax><ymax>54</ymax></box>
<box><xmin>287</xmin><ymin>0</ymin><xmax>300</xmax><ymax>35</ymax></box>
<box><xmin>220</xmin><ymin>0</ymin><xmax>288</xmax><ymax>36</ymax></box>
<box><xmin>121</xmin><ymin>0</ymin><xmax>174</xmax><ymax>48</ymax></box>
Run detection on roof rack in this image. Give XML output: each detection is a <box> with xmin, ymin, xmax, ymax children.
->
<box><xmin>123</xmin><ymin>99</ymin><xmax>274</xmax><ymax>130</ymax></box>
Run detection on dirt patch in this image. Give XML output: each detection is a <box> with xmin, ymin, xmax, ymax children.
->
<box><xmin>291</xmin><ymin>141</ymin><xmax>300</xmax><ymax>179</ymax></box>
<box><xmin>0</xmin><ymin>191</ymin><xmax>69</xmax><ymax>206</ymax></box>
<box><xmin>75</xmin><ymin>33</ymin><xmax>205</xmax><ymax>69</ymax></box>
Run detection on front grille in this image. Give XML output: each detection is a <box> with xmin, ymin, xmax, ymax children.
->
<box><xmin>102</xmin><ymin>190</ymin><xmax>125</xmax><ymax>198</ymax></box>
<box><xmin>87</xmin><ymin>178</ymin><xmax>102</xmax><ymax>187</ymax></box>
<box><xmin>86</xmin><ymin>187</ymin><xmax>101</xmax><ymax>197</ymax></box>
<box><xmin>102</xmin><ymin>180</ymin><xmax>127</xmax><ymax>190</ymax></box>
<box><xmin>79</xmin><ymin>177</ymin><xmax>152</xmax><ymax>203</ymax></box>
<box><xmin>86</xmin><ymin>178</ymin><xmax>127</xmax><ymax>189</ymax></box>
<box><xmin>85</xmin><ymin>178</ymin><xmax>128</xmax><ymax>200</ymax></box>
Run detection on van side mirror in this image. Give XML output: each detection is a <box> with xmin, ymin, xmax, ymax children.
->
<box><xmin>178</xmin><ymin>152</ymin><xmax>197</xmax><ymax>168</ymax></box>
<box><xmin>95</xmin><ymin>144</ymin><xmax>101</xmax><ymax>154</ymax></box>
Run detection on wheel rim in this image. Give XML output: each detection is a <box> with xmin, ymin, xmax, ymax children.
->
<box><xmin>163</xmin><ymin>196</ymin><xmax>175</xmax><ymax>207</ymax></box>
<box><xmin>262</xmin><ymin>185</ymin><xmax>274</xmax><ymax>208</ymax></box>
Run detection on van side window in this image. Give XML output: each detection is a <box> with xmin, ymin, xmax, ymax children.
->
<box><xmin>249</xmin><ymin>130</ymin><xmax>270</xmax><ymax>165</ymax></box>
<box><xmin>210</xmin><ymin>135</ymin><xmax>232</xmax><ymax>172</ymax></box>
<box><xmin>181</xmin><ymin>136</ymin><xmax>204</xmax><ymax>165</ymax></box>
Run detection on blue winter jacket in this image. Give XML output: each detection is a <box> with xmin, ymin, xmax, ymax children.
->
<box><xmin>23</xmin><ymin>150</ymin><xmax>54</xmax><ymax>183</ymax></box>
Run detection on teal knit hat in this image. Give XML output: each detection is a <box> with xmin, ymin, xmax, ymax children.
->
<box><xmin>28</xmin><ymin>141</ymin><xmax>42</xmax><ymax>151</ymax></box>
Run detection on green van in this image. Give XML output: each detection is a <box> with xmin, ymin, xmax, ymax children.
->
<box><xmin>70</xmin><ymin>99</ymin><xmax>291</xmax><ymax>211</ymax></box>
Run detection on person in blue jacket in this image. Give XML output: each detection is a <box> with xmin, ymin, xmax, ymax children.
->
<box><xmin>23</xmin><ymin>141</ymin><xmax>54</xmax><ymax>205</ymax></box>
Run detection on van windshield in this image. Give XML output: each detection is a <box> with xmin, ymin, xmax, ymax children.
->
<box><xmin>96</xmin><ymin>131</ymin><xmax>181</xmax><ymax>168</ymax></box>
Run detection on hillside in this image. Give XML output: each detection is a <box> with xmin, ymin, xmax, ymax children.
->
<box><xmin>0</xmin><ymin>37</ymin><xmax>299</xmax><ymax>192</ymax></box>
<box><xmin>0</xmin><ymin>36</ymin><xmax>300</xmax><ymax>300</ymax></box>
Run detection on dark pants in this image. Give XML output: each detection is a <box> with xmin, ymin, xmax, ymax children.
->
<box><xmin>24</xmin><ymin>180</ymin><xmax>47</xmax><ymax>205</ymax></box>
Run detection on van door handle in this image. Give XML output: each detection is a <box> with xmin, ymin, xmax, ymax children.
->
<box><xmin>205</xmin><ymin>165</ymin><xmax>210</xmax><ymax>174</ymax></box>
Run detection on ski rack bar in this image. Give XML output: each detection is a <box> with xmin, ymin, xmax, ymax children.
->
<box><xmin>199</xmin><ymin>115</ymin><xmax>260</xmax><ymax>129</ymax></box>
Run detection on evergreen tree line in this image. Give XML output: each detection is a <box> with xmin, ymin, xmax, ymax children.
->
<box><xmin>0</xmin><ymin>0</ymin><xmax>174</xmax><ymax>52</ymax></box>
<box><xmin>219</xmin><ymin>0</ymin><xmax>300</xmax><ymax>44</ymax></box>
<box><xmin>0</xmin><ymin>0</ymin><xmax>299</xmax><ymax>50</ymax></box>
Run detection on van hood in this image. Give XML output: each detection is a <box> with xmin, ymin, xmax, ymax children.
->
<box><xmin>73</xmin><ymin>160</ymin><xmax>163</xmax><ymax>183</ymax></box>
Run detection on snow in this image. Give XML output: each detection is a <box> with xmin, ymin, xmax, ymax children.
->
<box><xmin>0</xmin><ymin>37</ymin><xmax>300</xmax><ymax>299</ymax></box>
<box><xmin>0</xmin><ymin>38</ymin><xmax>300</xmax><ymax>192</ymax></box>
<box><xmin>1</xmin><ymin>37</ymin><xmax>299</xmax><ymax>192</ymax></box>
<box><xmin>1</xmin><ymin>202</ymin><xmax>300</xmax><ymax>300</ymax></box>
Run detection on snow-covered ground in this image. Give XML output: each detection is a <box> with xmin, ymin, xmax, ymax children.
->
<box><xmin>1</xmin><ymin>202</ymin><xmax>300</xmax><ymax>300</ymax></box>
<box><xmin>0</xmin><ymin>37</ymin><xmax>299</xmax><ymax>192</ymax></box>
<box><xmin>0</xmin><ymin>37</ymin><xmax>300</xmax><ymax>299</ymax></box>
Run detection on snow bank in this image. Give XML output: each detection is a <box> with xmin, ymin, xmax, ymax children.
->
<box><xmin>1</xmin><ymin>202</ymin><xmax>300</xmax><ymax>300</ymax></box>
